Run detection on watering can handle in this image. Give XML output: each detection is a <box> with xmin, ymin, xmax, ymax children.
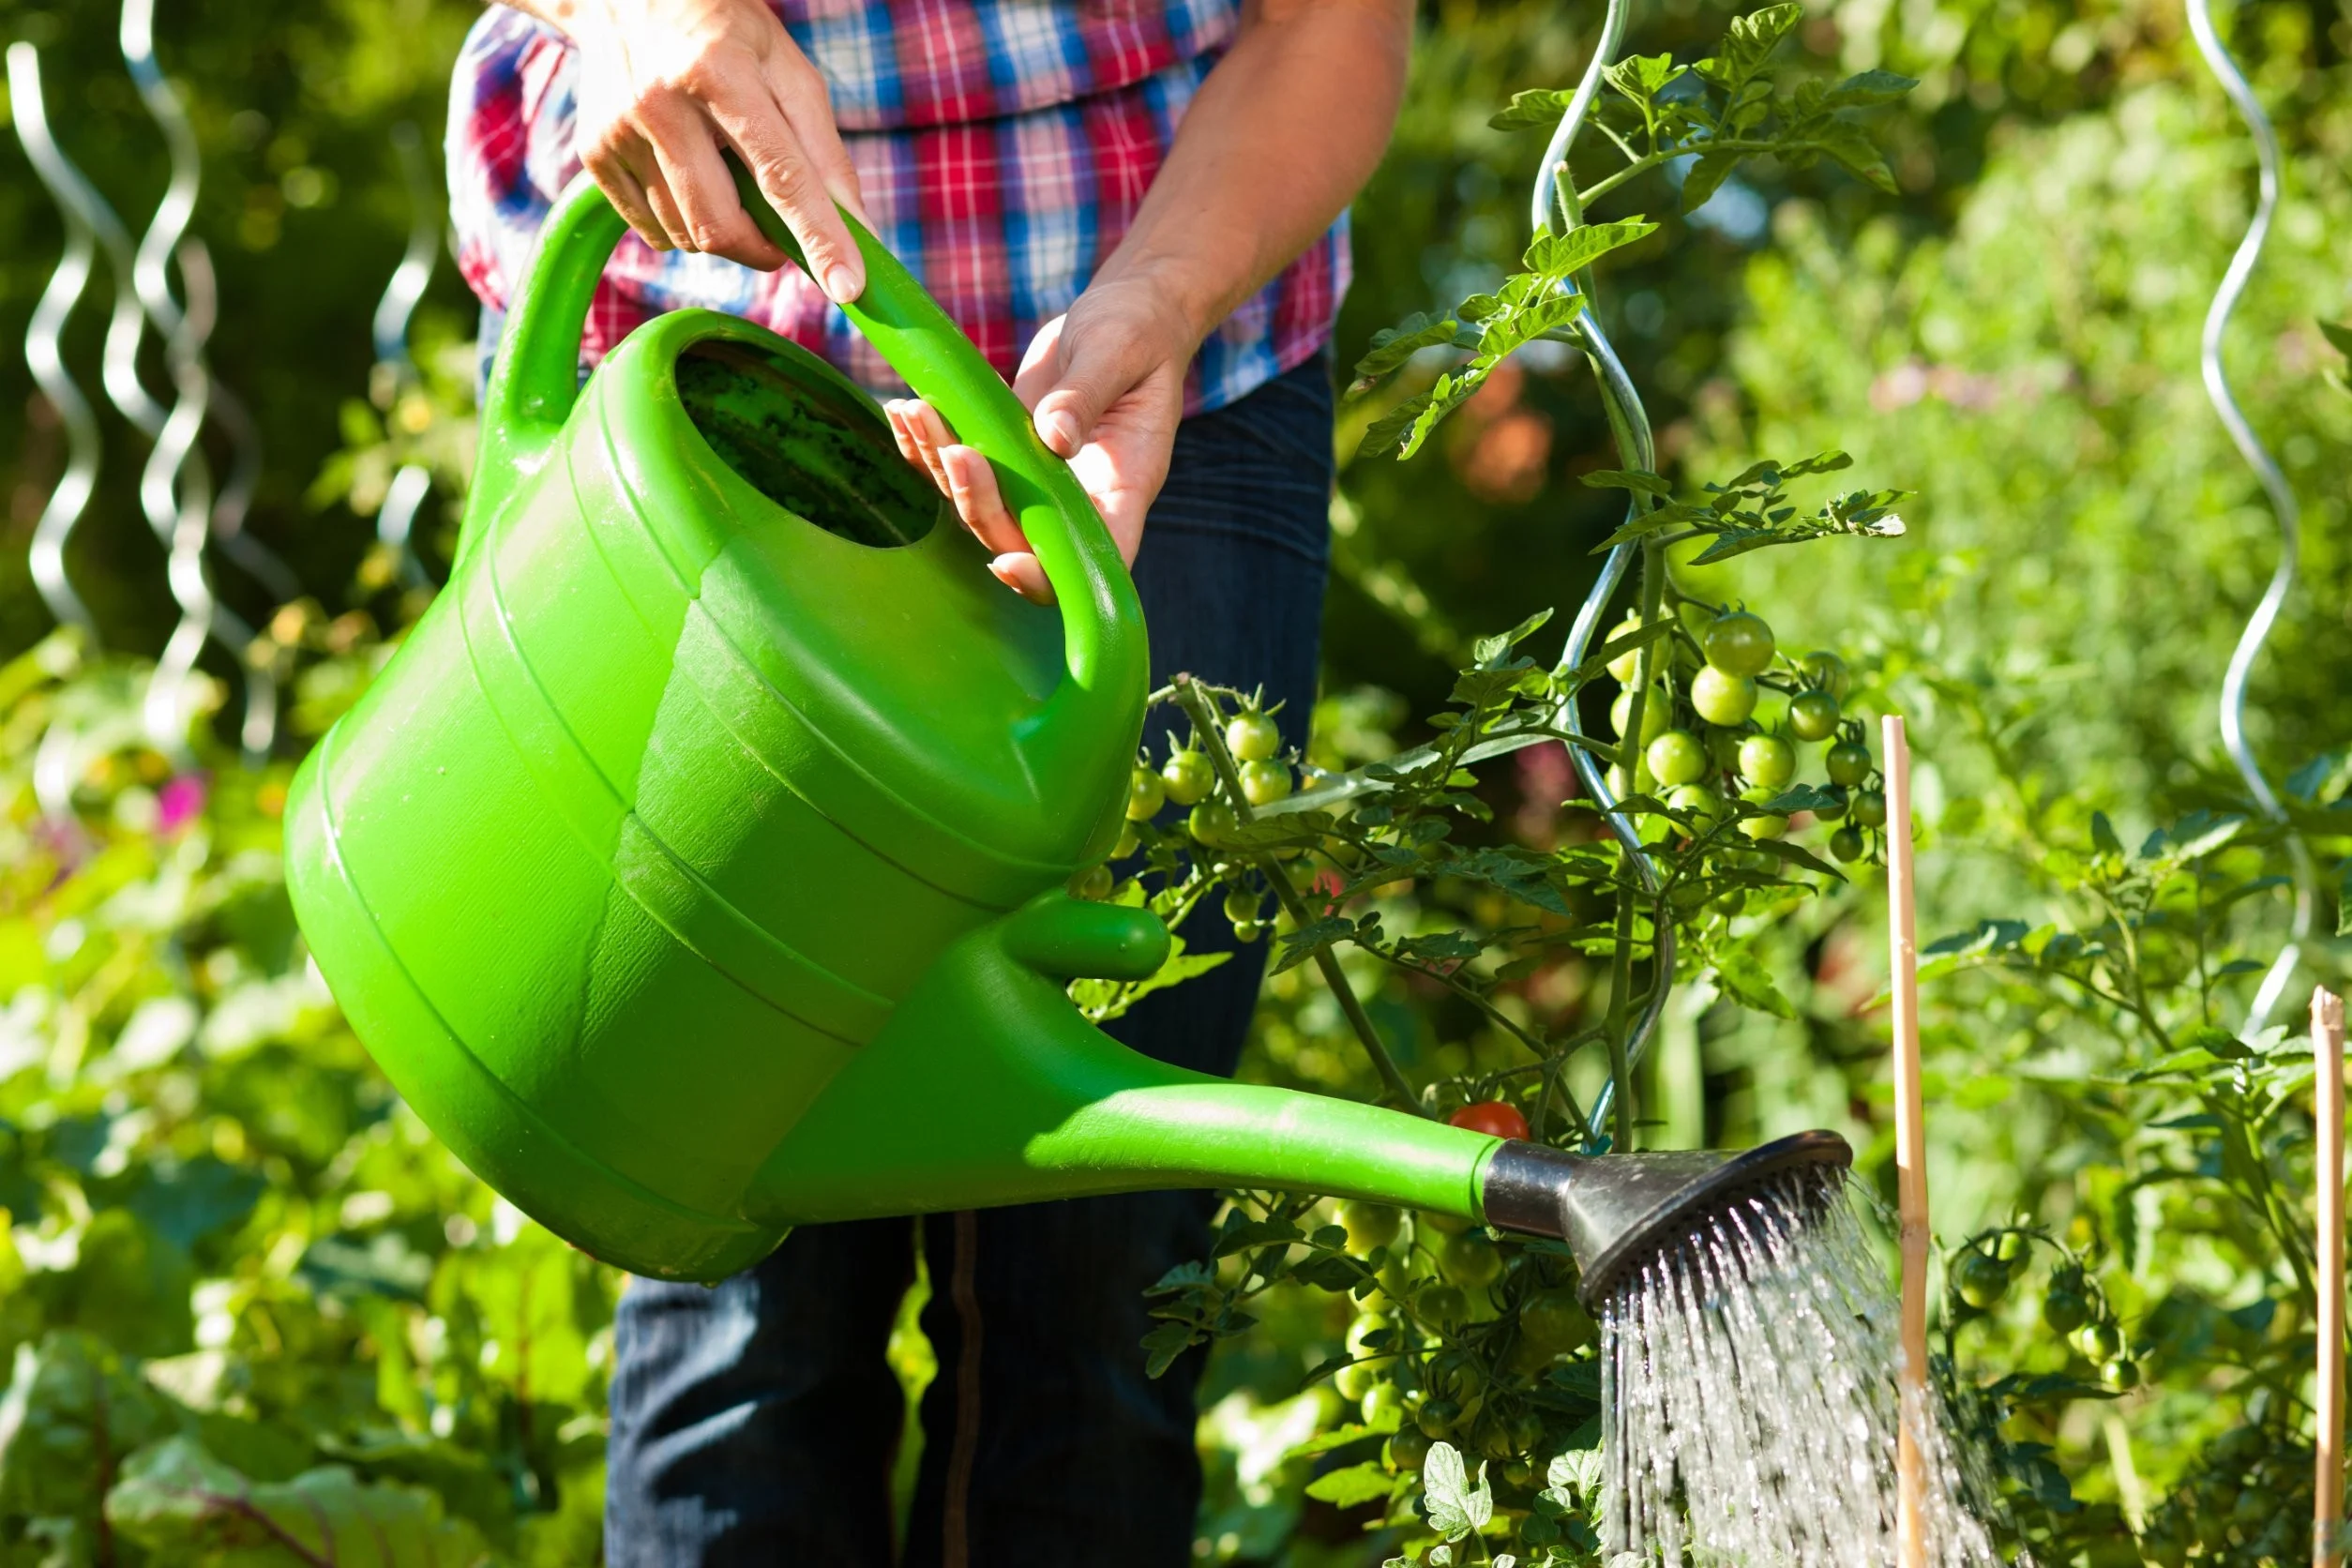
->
<box><xmin>478</xmin><ymin>162</ymin><xmax>1148</xmax><ymax>780</ymax></box>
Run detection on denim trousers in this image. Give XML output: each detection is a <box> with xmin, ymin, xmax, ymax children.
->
<box><xmin>592</xmin><ymin>351</ymin><xmax>1336</xmax><ymax>1566</ymax></box>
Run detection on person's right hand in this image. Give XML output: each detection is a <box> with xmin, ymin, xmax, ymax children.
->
<box><xmin>519</xmin><ymin>0</ymin><xmax>868</xmax><ymax>302</ymax></box>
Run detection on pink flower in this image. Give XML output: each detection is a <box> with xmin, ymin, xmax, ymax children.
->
<box><xmin>158</xmin><ymin>774</ymin><xmax>208</xmax><ymax>835</ymax></box>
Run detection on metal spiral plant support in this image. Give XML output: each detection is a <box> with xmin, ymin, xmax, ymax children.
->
<box><xmin>372</xmin><ymin>122</ymin><xmax>444</xmax><ymax>591</ymax></box>
<box><xmin>2185</xmin><ymin>0</ymin><xmax>2316</xmax><ymax>1033</ymax></box>
<box><xmin>9</xmin><ymin>45</ymin><xmax>103</xmax><ymax>644</ymax></box>
<box><xmin>122</xmin><ymin>0</ymin><xmax>278</xmax><ymax>764</ymax></box>
<box><xmin>1540</xmin><ymin>0</ymin><xmax>1676</xmax><ymax>1140</ymax></box>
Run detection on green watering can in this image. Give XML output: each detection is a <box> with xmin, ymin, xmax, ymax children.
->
<box><xmin>285</xmin><ymin>166</ymin><xmax>1848</xmax><ymax>1297</ymax></box>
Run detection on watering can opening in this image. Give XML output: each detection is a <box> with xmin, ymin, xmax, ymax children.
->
<box><xmin>673</xmin><ymin>337</ymin><xmax>942</xmax><ymax>551</ymax></box>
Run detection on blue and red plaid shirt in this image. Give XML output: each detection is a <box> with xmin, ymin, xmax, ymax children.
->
<box><xmin>447</xmin><ymin>0</ymin><xmax>1348</xmax><ymax>415</ymax></box>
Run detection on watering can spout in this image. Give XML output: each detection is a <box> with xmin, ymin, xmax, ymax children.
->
<box><xmin>745</xmin><ymin>894</ymin><xmax>1508</xmax><ymax>1230</ymax></box>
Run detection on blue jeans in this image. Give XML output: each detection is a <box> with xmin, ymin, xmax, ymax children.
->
<box><xmin>600</xmin><ymin>353</ymin><xmax>1335</xmax><ymax>1566</ymax></box>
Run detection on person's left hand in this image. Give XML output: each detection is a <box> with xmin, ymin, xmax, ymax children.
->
<box><xmin>884</xmin><ymin>272</ymin><xmax>1196</xmax><ymax>604</ymax></box>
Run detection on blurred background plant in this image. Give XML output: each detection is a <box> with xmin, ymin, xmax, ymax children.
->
<box><xmin>0</xmin><ymin>0</ymin><xmax>2344</xmax><ymax>1561</ymax></box>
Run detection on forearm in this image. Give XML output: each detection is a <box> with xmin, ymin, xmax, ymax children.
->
<box><xmin>1101</xmin><ymin>0</ymin><xmax>1413</xmax><ymax>348</ymax></box>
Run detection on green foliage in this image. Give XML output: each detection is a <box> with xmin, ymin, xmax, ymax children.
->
<box><xmin>107</xmin><ymin>1435</ymin><xmax>491</xmax><ymax>1567</ymax></box>
<box><xmin>1349</xmin><ymin>6</ymin><xmax>1912</xmax><ymax>466</ymax></box>
<box><xmin>0</xmin><ymin>636</ymin><xmax>618</xmax><ymax>1563</ymax></box>
<box><xmin>1585</xmin><ymin>452</ymin><xmax>1907</xmax><ymax>565</ymax></box>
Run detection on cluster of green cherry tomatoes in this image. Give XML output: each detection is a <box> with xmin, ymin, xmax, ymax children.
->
<box><xmin>1952</xmin><ymin>1233</ymin><xmax>2143</xmax><ymax>1394</ymax></box>
<box><xmin>1318</xmin><ymin>1100</ymin><xmax>1600</xmax><ymax>1495</ymax></box>
<box><xmin>1603</xmin><ymin>603</ymin><xmax>1887</xmax><ymax>864</ymax></box>
<box><xmin>1100</xmin><ymin>704</ymin><xmax>1299</xmax><ymax>940</ymax></box>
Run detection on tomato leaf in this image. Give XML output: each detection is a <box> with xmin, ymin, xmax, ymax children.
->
<box><xmin>1488</xmin><ymin>87</ymin><xmax>1576</xmax><ymax>131</ymax></box>
<box><xmin>1713</xmin><ymin>944</ymin><xmax>1795</xmax><ymax>1018</ymax></box>
<box><xmin>1305</xmin><ymin>1460</ymin><xmax>1396</xmax><ymax>1507</ymax></box>
<box><xmin>1420</xmin><ymin>1440</ymin><xmax>1492</xmax><ymax>1539</ymax></box>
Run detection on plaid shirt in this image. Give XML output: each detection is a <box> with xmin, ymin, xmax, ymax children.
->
<box><xmin>447</xmin><ymin>2</ymin><xmax>1348</xmax><ymax>415</ymax></box>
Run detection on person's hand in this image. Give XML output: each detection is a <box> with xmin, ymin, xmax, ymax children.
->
<box><xmin>884</xmin><ymin>274</ymin><xmax>1197</xmax><ymax>603</ymax></box>
<box><xmin>531</xmin><ymin>0</ymin><xmax>868</xmax><ymax>302</ymax></box>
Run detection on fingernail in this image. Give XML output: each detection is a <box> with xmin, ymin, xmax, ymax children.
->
<box><xmin>825</xmin><ymin>264</ymin><xmax>862</xmax><ymax>304</ymax></box>
<box><xmin>1039</xmin><ymin>410</ymin><xmax>1080</xmax><ymax>455</ymax></box>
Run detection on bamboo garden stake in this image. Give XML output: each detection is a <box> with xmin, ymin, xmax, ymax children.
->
<box><xmin>1884</xmin><ymin>714</ymin><xmax>1930</xmax><ymax>1568</ymax></box>
<box><xmin>2315</xmin><ymin>986</ymin><xmax>2344</xmax><ymax>1568</ymax></box>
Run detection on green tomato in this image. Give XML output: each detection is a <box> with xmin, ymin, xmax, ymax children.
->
<box><xmin>1161</xmin><ymin>749</ymin><xmax>1214</xmax><ymax>807</ymax></box>
<box><xmin>1825</xmin><ymin>742</ymin><xmax>1873</xmax><ymax>788</ymax></box>
<box><xmin>1334</xmin><ymin>1359</ymin><xmax>1379</xmax><ymax>1401</ymax></box>
<box><xmin>1799</xmin><ymin>650</ymin><xmax>1851</xmax><ymax>701</ymax></box>
<box><xmin>1416</xmin><ymin>1395</ymin><xmax>1464</xmax><ymax>1439</ymax></box>
<box><xmin>2076</xmin><ymin>1320</ymin><xmax>2124</xmax><ymax>1362</ymax></box>
<box><xmin>1226</xmin><ymin>711</ymin><xmax>1281</xmax><ymax>762</ymax></box>
<box><xmin>1852</xmin><ymin>789</ymin><xmax>1889</xmax><ymax>829</ymax></box>
<box><xmin>1690</xmin><ymin>665</ymin><xmax>1758</xmax><ymax>727</ymax></box>
<box><xmin>1604</xmin><ymin>616</ymin><xmax>1651</xmax><ymax>683</ymax></box>
<box><xmin>1428</xmin><ymin>1348</ymin><xmax>1486</xmax><ymax>1400</ymax></box>
<box><xmin>2102</xmin><ymin>1356</ymin><xmax>2143</xmax><ymax>1393</ymax></box>
<box><xmin>1646</xmin><ymin>730</ymin><xmax>1709</xmax><ymax>788</ymax></box>
<box><xmin>1830</xmin><ymin>827</ymin><xmax>1865</xmax><ymax>864</ymax></box>
<box><xmin>1188</xmin><ymin>800</ymin><xmax>1238</xmax><ymax>848</ymax></box>
<box><xmin>1609</xmin><ymin>686</ymin><xmax>1670</xmax><ymax>746</ymax></box>
<box><xmin>1788</xmin><ymin>690</ymin><xmax>1841</xmax><ymax>742</ymax></box>
<box><xmin>1704</xmin><ymin>611</ymin><xmax>1776</xmax><ymax>677</ymax></box>
<box><xmin>2041</xmin><ymin>1288</ymin><xmax>2088</xmax><ymax>1334</ymax></box>
<box><xmin>1239</xmin><ymin>758</ymin><xmax>1292</xmax><ymax>806</ymax></box>
<box><xmin>1415</xmin><ymin>1282</ymin><xmax>1470</xmax><ymax>1333</ymax></box>
<box><xmin>1072</xmin><ymin>864</ymin><xmax>1114</xmax><ymax>900</ymax></box>
<box><xmin>1223</xmin><ymin>887</ymin><xmax>1263</xmax><ymax>927</ymax></box>
<box><xmin>1339</xmin><ymin>1200</ymin><xmax>1403</xmax><ymax>1256</ymax></box>
<box><xmin>1125</xmin><ymin>765</ymin><xmax>1167</xmax><ymax>822</ymax></box>
<box><xmin>1385</xmin><ymin>1427</ymin><xmax>1433</xmax><ymax>1473</ymax></box>
<box><xmin>1739</xmin><ymin>732</ymin><xmax>1796</xmax><ymax>789</ymax></box>
<box><xmin>1418</xmin><ymin>1208</ymin><xmax>1473</xmax><ymax>1237</ymax></box>
<box><xmin>1955</xmin><ymin>1252</ymin><xmax>2011</xmax><ymax>1310</ymax></box>
<box><xmin>1113</xmin><ymin>822</ymin><xmax>1139</xmax><ymax>860</ymax></box>
<box><xmin>1814</xmin><ymin>782</ymin><xmax>1849</xmax><ymax>822</ymax></box>
<box><xmin>1738</xmin><ymin>787</ymin><xmax>1788</xmax><ymax>840</ymax></box>
<box><xmin>1666</xmin><ymin>783</ymin><xmax>1724</xmax><ymax>828</ymax></box>
<box><xmin>1231</xmin><ymin>918</ymin><xmax>1263</xmax><ymax>942</ymax></box>
<box><xmin>1440</xmin><ymin>1229</ymin><xmax>1503</xmax><ymax>1289</ymax></box>
<box><xmin>1362</xmin><ymin>1381</ymin><xmax>1406</xmax><ymax>1429</ymax></box>
<box><xmin>1346</xmin><ymin>1310</ymin><xmax>1395</xmax><ymax>1358</ymax></box>
<box><xmin>1517</xmin><ymin>1289</ymin><xmax>1596</xmax><ymax>1356</ymax></box>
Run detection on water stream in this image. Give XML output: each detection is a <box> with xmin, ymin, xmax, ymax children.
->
<box><xmin>1599</xmin><ymin>1169</ymin><xmax>2009</xmax><ymax>1566</ymax></box>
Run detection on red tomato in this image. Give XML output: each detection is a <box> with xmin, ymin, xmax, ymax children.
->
<box><xmin>1447</xmin><ymin>1101</ymin><xmax>1530</xmax><ymax>1141</ymax></box>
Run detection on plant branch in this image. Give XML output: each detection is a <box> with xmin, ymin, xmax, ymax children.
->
<box><xmin>1171</xmin><ymin>673</ymin><xmax>1426</xmax><ymax>1115</ymax></box>
<box><xmin>1576</xmin><ymin>137</ymin><xmax>1791</xmax><ymax>209</ymax></box>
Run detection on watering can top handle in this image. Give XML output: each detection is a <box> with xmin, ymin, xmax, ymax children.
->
<box><xmin>480</xmin><ymin>161</ymin><xmax>1146</xmax><ymax>731</ymax></box>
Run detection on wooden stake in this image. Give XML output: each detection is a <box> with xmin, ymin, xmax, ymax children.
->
<box><xmin>1884</xmin><ymin>715</ymin><xmax>1930</xmax><ymax>1568</ymax></box>
<box><xmin>2316</xmin><ymin>986</ymin><xmax>2345</xmax><ymax>1568</ymax></box>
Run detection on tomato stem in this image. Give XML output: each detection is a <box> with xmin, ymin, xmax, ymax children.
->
<box><xmin>1171</xmin><ymin>672</ymin><xmax>1427</xmax><ymax>1117</ymax></box>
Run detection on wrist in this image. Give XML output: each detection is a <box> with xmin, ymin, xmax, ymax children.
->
<box><xmin>1093</xmin><ymin>241</ymin><xmax>1246</xmax><ymax>356</ymax></box>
